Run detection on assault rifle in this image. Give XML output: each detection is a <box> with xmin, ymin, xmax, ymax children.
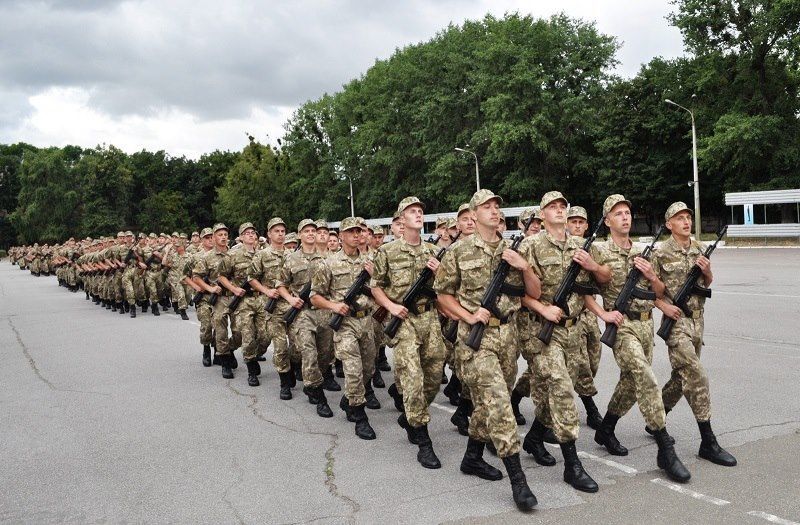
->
<box><xmin>227</xmin><ymin>281</ymin><xmax>253</xmax><ymax>312</ymax></box>
<box><xmin>192</xmin><ymin>276</ymin><xmax>219</xmax><ymax>306</ymax></box>
<box><xmin>656</xmin><ymin>225</ymin><xmax>727</xmax><ymax>341</ymax></box>
<box><xmin>283</xmin><ymin>282</ymin><xmax>311</xmax><ymax>326</ymax></box>
<box><xmin>537</xmin><ymin>220</ymin><xmax>604</xmax><ymax>345</ymax></box>
<box><xmin>599</xmin><ymin>226</ymin><xmax>665</xmax><ymax>348</ymax></box>
<box><xmin>329</xmin><ymin>269</ymin><xmax>372</xmax><ymax>331</ymax></box>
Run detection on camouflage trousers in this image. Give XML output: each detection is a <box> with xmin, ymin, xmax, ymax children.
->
<box><xmin>144</xmin><ymin>269</ymin><xmax>160</xmax><ymax>303</ymax></box>
<box><xmin>196</xmin><ymin>297</ymin><xmax>214</xmax><ymax>346</ymax></box>
<box><xmin>513</xmin><ymin>310</ymin><xmax>537</xmax><ymax>397</ymax></box>
<box><xmin>122</xmin><ymin>268</ymin><xmax>141</xmax><ymax>305</ymax></box>
<box><xmin>607</xmin><ymin>317</ymin><xmax>665</xmax><ymax>430</ymax></box>
<box><xmin>290</xmin><ymin>308</ymin><xmax>334</xmax><ymax>389</ymax></box>
<box><xmin>266</xmin><ymin>305</ymin><xmax>291</xmax><ymax>373</ymax></box>
<box><xmin>167</xmin><ymin>275</ymin><xmax>189</xmax><ymax>310</ymax></box>
<box><xmin>663</xmin><ymin>316</ymin><xmax>710</xmax><ymax>422</ymax></box>
<box><xmin>456</xmin><ymin>319</ymin><xmax>520</xmax><ymax>457</ymax></box>
<box><xmin>393</xmin><ymin>310</ymin><xmax>445</xmax><ymax>427</ymax></box>
<box><xmin>334</xmin><ymin>315</ymin><xmax>377</xmax><ymax>406</ymax></box>
<box><xmin>564</xmin><ymin>313</ymin><xmax>598</xmax><ymax>397</ymax></box>
<box><xmin>531</xmin><ymin>323</ymin><xmax>581</xmax><ymax>443</ymax></box>
<box><xmin>234</xmin><ymin>295</ymin><xmax>269</xmax><ymax>362</ymax></box>
<box><xmin>580</xmin><ymin>310</ymin><xmax>602</xmax><ymax>377</ymax></box>
<box><xmin>213</xmin><ymin>295</ymin><xmax>241</xmax><ymax>356</ymax></box>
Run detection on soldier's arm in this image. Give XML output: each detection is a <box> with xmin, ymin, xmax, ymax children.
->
<box><xmin>369</xmin><ymin>248</ymin><xmax>407</xmax><ymax>318</ymax></box>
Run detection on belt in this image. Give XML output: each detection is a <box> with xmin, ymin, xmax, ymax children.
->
<box><xmin>350</xmin><ymin>309</ymin><xmax>372</xmax><ymax>319</ymax></box>
<box><xmin>487</xmin><ymin>316</ymin><xmax>510</xmax><ymax>328</ymax></box>
<box><xmin>686</xmin><ymin>309</ymin><xmax>702</xmax><ymax>319</ymax></box>
<box><xmin>412</xmin><ymin>302</ymin><xmax>434</xmax><ymax>315</ymax></box>
<box><xmin>625</xmin><ymin>310</ymin><xmax>651</xmax><ymax>321</ymax></box>
<box><xmin>535</xmin><ymin>314</ymin><xmax>577</xmax><ymax>328</ymax></box>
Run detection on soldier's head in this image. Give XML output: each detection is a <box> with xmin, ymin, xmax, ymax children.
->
<box><xmin>603</xmin><ymin>194</ymin><xmax>633</xmax><ymax>236</ymax></box>
<box><xmin>434</xmin><ymin>217</ymin><xmax>448</xmax><ymax>239</ymax></box>
<box><xmin>518</xmin><ymin>208</ymin><xmax>541</xmax><ymax>237</ymax></box>
<box><xmin>397</xmin><ymin>197</ymin><xmax>424</xmax><ymax>232</ymax></box>
<box><xmin>191</xmin><ymin>231</ymin><xmax>200</xmax><ymax>244</ymax></box>
<box><xmin>456</xmin><ymin>203</ymin><xmax>475</xmax><ymax>236</ymax></box>
<box><xmin>469</xmin><ymin>189</ymin><xmax>503</xmax><ymax>230</ymax></box>
<box><xmin>665</xmin><ymin>202</ymin><xmax>693</xmax><ymax>239</ymax></box>
<box><xmin>567</xmin><ymin>206</ymin><xmax>589</xmax><ymax>237</ymax></box>
<box><xmin>267</xmin><ymin>217</ymin><xmax>286</xmax><ymax>248</ymax></box>
<box><xmin>297</xmin><ymin>219</ymin><xmax>317</xmax><ymax>248</ymax></box>
<box><xmin>238</xmin><ymin>222</ymin><xmax>257</xmax><ymax>247</ymax></box>
<box><xmin>315</xmin><ymin>220</ymin><xmax>330</xmax><ymax>247</ymax></box>
<box><xmin>200</xmin><ymin>228</ymin><xmax>214</xmax><ymax>249</ymax></box>
<box><xmin>284</xmin><ymin>232</ymin><xmax>299</xmax><ymax>250</ymax></box>
<box><xmin>391</xmin><ymin>214</ymin><xmax>405</xmax><ymax>238</ymax></box>
<box><xmin>447</xmin><ymin>218</ymin><xmax>459</xmax><ymax>240</ymax></box>
<box><xmin>369</xmin><ymin>225</ymin><xmax>384</xmax><ymax>248</ymax></box>
<box><xmin>327</xmin><ymin>231</ymin><xmax>340</xmax><ymax>252</ymax></box>
<box><xmin>539</xmin><ymin>191</ymin><xmax>568</xmax><ymax>228</ymax></box>
<box><xmin>497</xmin><ymin>211</ymin><xmax>507</xmax><ymax>233</ymax></box>
<box><xmin>338</xmin><ymin>217</ymin><xmax>362</xmax><ymax>252</ymax></box>
<box><xmin>212</xmin><ymin>223</ymin><xmax>229</xmax><ymax>249</ymax></box>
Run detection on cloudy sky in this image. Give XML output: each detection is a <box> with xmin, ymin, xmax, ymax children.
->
<box><xmin>0</xmin><ymin>0</ymin><xmax>685</xmax><ymax>158</ymax></box>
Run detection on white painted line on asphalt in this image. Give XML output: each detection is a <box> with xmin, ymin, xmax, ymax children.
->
<box><xmin>748</xmin><ymin>511</ymin><xmax>800</xmax><ymax>525</ymax></box>
<box><xmin>650</xmin><ymin>478</ymin><xmax>730</xmax><ymax>506</ymax></box>
<box><xmin>578</xmin><ymin>451</ymin><xmax>638</xmax><ymax>474</ymax></box>
<box><xmin>430</xmin><ymin>402</ymin><xmax>456</xmax><ymax>414</ymax></box>
<box><xmin>715</xmin><ymin>291</ymin><xmax>800</xmax><ymax>299</ymax></box>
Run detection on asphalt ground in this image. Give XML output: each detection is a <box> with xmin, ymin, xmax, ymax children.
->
<box><xmin>1</xmin><ymin>248</ymin><xmax>798</xmax><ymax>524</ymax></box>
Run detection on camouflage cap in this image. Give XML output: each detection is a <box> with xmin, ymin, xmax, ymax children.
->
<box><xmin>148</xmin><ymin>233</ymin><xmax>157</xmax><ymax>239</ymax></box>
<box><xmin>125</xmin><ymin>230</ymin><xmax>134</xmax><ymax>236</ymax></box>
<box><xmin>314</xmin><ymin>219</ymin><xmax>329</xmax><ymax>230</ymax></box>
<box><xmin>540</xmin><ymin>191</ymin><xmax>568</xmax><ymax>209</ymax></box>
<box><xmin>435</xmin><ymin>217</ymin><xmax>449</xmax><ymax>228</ymax></box>
<box><xmin>191</xmin><ymin>231</ymin><xmax>199</xmax><ymax>237</ymax></box>
<box><xmin>498</xmin><ymin>210</ymin><xmax>506</xmax><ymax>222</ymax></box>
<box><xmin>179</xmin><ymin>233</ymin><xmax>188</xmax><ymax>239</ymax></box>
<box><xmin>213</xmin><ymin>223</ymin><xmax>228</xmax><ymax>233</ymax></box>
<box><xmin>171</xmin><ymin>231</ymin><xmax>179</xmax><ymax>237</ymax></box>
<box><xmin>116</xmin><ymin>231</ymin><xmax>125</xmax><ymax>237</ymax></box>
<box><xmin>138</xmin><ymin>233</ymin><xmax>146</xmax><ymax>239</ymax></box>
<box><xmin>284</xmin><ymin>232</ymin><xmax>299</xmax><ymax>244</ymax></box>
<box><xmin>665</xmin><ymin>201</ymin><xmax>693</xmax><ymax>221</ymax></box>
<box><xmin>567</xmin><ymin>206</ymin><xmax>588</xmax><ymax>220</ymax></box>
<box><xmin>370</xmin><ymin>225</ymin><xmax>385</xmax><ymax>235</ymax></box>
<box><xmin>518</xmin><ymin>208</ymin><xmax>534</xmax><ymax>224</ymax></box>
<box><xmin>267</xmin><ymin>217</ymin><xmax>286</xmax><ymax>231</ymax></box>
<box><xmin>457</xmin><ymin>203</ymin><xmax>471</xmax><ymax>217</ymax></box>
<box><xmin>200</xmin><ymin>227</ymin><xmax>213</xmax><ymax>237</ymax></box>
<box><xmin>238</xmin><ymin>222</ymin><xmax>256</xmax><ymax>235</ymax></box>
<box><xmin>339</xmin><ymin>217</ymin><xmax>361</xmax><ymax>232</ymax></box>
<box><xmin>356</xmin><ymin>217</ymin><xmax>368</xmax><ymax>228</ymax></box>
<box><xmin>447</xmin><ymin>218</ymin><xmax>457</xmax><ymax>229</ymax></box>
<box><xmin>469</xmin><ymin>189</ymin><xmax>503</xmax><ymax>211</ymax></box>
<box><xmin>297</xmin><ymin>219</ymin><xmax>316</xmax><ymax>232</ymax></box>
<box><xmin>396</xmin><ymin>196</ymin><xmax>424</xmax><ymax>216</ymax></box>
<box><xmin>602</xmin><ymin>194</ymin><xmax>632</xmax><ymax>217</ymax></box>
<box><xmin>159</xmin><ymin>233</ymin><xmax>168</xmax><ymax>238</ymax></box>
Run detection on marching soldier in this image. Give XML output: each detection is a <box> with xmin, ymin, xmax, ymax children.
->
<box><xmin>191</xmin><ymin>228</ymin><xmax>216</xmax><ymax>366</ymax></box>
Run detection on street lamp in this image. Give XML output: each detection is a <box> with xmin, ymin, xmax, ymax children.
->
<box><xmin>665</xmin><ymin>99</ymin><xmax>701</xmax><ymax>240</ymax></box>
<box><xmin>345</xmin><ymin>174</ymin><xmax>355</xmax><ymax>217</ymax></box>
<box><xmin>454</xmin><ymin>147</ymin><xmax>480</xmax><ymax>191</ymax></box>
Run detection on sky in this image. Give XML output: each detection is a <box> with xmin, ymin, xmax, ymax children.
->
<box><xmin>0</xmin><ymin>0</ymin><xmax>685</xmax><ymax>158</ymax></box>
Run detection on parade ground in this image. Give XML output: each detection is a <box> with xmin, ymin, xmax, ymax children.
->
<box><xmin>1</xmin><ymin>248</ymin><xmax>799</xmax><ymax>524</ymax></box>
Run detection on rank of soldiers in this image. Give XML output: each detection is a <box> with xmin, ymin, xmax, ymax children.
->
<box><xmin>7</xmin><ymin>190</ymin><xmax>736</xmax><ymax>512</ymax></box>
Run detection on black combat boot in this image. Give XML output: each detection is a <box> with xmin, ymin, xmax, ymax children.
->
<box><xmin>123</xmin><ymin>302</ymin><xmax>130</xmax><ymax>312</ymax></box>
<box><xmin>339</xmin><ymin>396</ymin><xmax>355</xmax><ymax>422</ymax></box>
<box><xmin>510</xmin><ymin>387</ymin><xmax>526</xmax><ymax>425</ymax></box>
<box><xmin>221</xmin><ymin>354</ymin><xmax>234</xmax><ymax>379</ymax></box>
<box><xmin>141</xmin><ymin>301</ymin><xmax>149</xmax><ymax>312</ymax></box>
<box><xmin>646</xmin><ymin>408</ymin><xmax>673</xmax><ymax>443</ymax></box>
<box><xmin>173</xmin><ymin>303</ymin><xmax>179</xmax><ymax>314</ymax></box>
<box><xmin>85</xmin><ymin>291</ymin><xmax>90</xmax><ymax>300</ymax></box>
<box><xmin>293</xmin><ymin>361</ymin><xmax>303</xmax><ymax>382</ymax></box>
<box><xmin>376</xmin><ymin>346</ymin><xmax>390</xmax><ymax>371</ymax></box>
<box><xmin>288</xmin><ymin>362</ymin><xmax>298</xmax><ymax>388</ymax></box>
<box><xmin>278</xmin><ymin>372</ymin><xmax>293</xmax><ymax>400</ymax></box>
<box><xmin>698</xmin><ymin>420</ymin><xmax>737</xmax><ymax>466</ymax></box>
<box><xmin>229</xmin><ymin>351</ymin><xmax>238</xmax><ymax>369</ymax></box>
<box><xmin>179</xmin><ymin>309</ymin><xmax>189</xmax><ymax>320</ymax></box>
<box><xmin>303</xmin><ymin>385</ymin><xmax>320</xmax><ymax>405</ymax></box>
<box><xmin>387</xmin><ymin>383</ymin><xmax>405</xmax><ymax>412</ymax></box>
<box><xmin>413</xmin><ymin>425</ymin><xmax>441</xmax><ymax>469</ymax></box>
<box><xmin>450</xmin><ymin>398</ymin><xmax>473</xmax><ymax>436</ymax></box>
<box><xmin>580</xmin><ymin>395</ymin><xmax>603</xmax><ymax>430</ymax></box>
<box><xmin>321</xmin><ymin>366</ymin><xmax>341</xmax><ymax>391</ymax></box>
<box><xmin>111</xmin><ymin>302</ymin><xmax>117</xmax><ymax>312</ymax></box>
<box><xmin>372</xmin><ymin>368</ymin><xmax>385</xmax><ymax>388</ymax></box>
<box><xmin>594</xmin><ymin>412</ymin><xmax>629</xmax><ymax>456</ymax></box>
<box><xmin>104</xmin><ymin>300</ymin><xmax>111</xmax><ymax>309</ymax></box>
<box><xmin>161</xmin><ymin>298</ymin><xmax>170</xmax><ymax>311</ymax></box>
<box><xmin>118</xmin><ymin>302</ymin><xmax>126</xmax><ymax>314</ymax></box>
<box><xmin>460</xmin><ymin>438</ymin><xmax>503</xmax><ymax>481</ymax></box>
<box><xmin>442</xmin><ymin>373</ymin><xmax>462</xmax><ymax>407</ymax></box>
<box><xmin>202</xmin><ymin>345</ymin><xmax>212</xmax><ymax>367</ymax></box>
<box><xmin>334</xmin><ymin>359</ymin><xmax>344</xmax><ymax>378</ymax></box>
<box><xmin>654</xmin><ymin>428</ymin><xmax>691</xmax><ymax>482</ymax></box>
<box><xmin>351</xmin><ymin>404</ymin><xmax>376</xmax><ymax>440</ymax></box>
<box><xmin>397</xmin><ymin>413</ymin><xmax>418</xmax><ymax>444</ymax></box>
<box><xmin>364</xmin><ymin>385</ymin><xmax>381</xmax><ymax>410</ymax></box>
<box><xmin>246</xmin><ymin>361</ymin><xmax>259</xmax><ymax>387</ymax></box>
<box><xmin>315</xmin><ymin>387</ymin><xmax>333</xmax><ymax>418</ymax></box>
<box><xmin>129</xmin><ymin>305</ymin><xmax>137</xmax><ymax>318</ymax></box>
<box><xmin>522</xmin><ymin>418</ymin><xmax>556</xmax><ymax>466</ymax></box>
<box><xmin>560</xmin><ymin>441</ymin><xmax>599</xmax><ymax>493</ymax></box>
<box><xmin>151</xmin><ymin>302</ymin><xmax>160</xmax><ymax>316</ymax></box>
<box><xmin>502</xmin><ymin>453</ymin><xmax>538</xmax><ymax>511</ymax></box>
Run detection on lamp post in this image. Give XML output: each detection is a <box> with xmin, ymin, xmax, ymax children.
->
<box><xmin>346</xmin><ymin>174</ymin><xmax>355</xmax><ymax>217</ymax></box>
<box><xmin>454</xmin><ymin>147</ymin><xmax>480</xmax><ymax>191</ymax></box>
<box><xmin>665</xmin><ymin>99</ymin><xmax>701</xmax><ymax>239</ymax></box>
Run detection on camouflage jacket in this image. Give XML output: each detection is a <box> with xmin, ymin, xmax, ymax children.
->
<box><xmin>653</xmin><ymin>236</ymin><xmax>708</xmax><ymax>312</ymax></box>
<box><xmin>595</xmin><ymin>239</ymin><xmax>653</xmax><ymax>313</ymax></box>
<box><xmin>192</xmin><ymin>248</ymin><xmax>228</xmax><ymax>283</ymax></box>
<box><xmin>312</xmin><ymin>248</ymin><xmax>370</xmax><ymax>309</ymax></box>
<box><xmin>371</xmin><ymin>238</ymin><xmax>437</xmax><ymax>304</ymax></box>
<box><xmin>277</xmin><ymin>248</ymin><xmax>325</xmax><ymax>295</ymax></box>
<box><xmin>217</xmin><ymin>246</ymin><xmax>256</xmax><ymax>286</ymax></box>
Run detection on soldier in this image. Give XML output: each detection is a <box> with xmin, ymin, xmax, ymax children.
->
<box><xmin>191</xmin><ymin>228</ymin><xmax>216</xmax><ymax>366</ymax></box>
<box><xmin>121</xmin><ymin>231</ymin><xmax>142</xmax><ymax>317</ymax></box>
<box><xmin>498</xmin><ymin>211</ymin><xmax>507</xmax><ymax>234</ymax></box>
<box><xmin>456</xmin><ymin>203</ymin><xmax>476</xmax><ymax>237</ymax></box>
<box><xmin>435</xmin><ymin>189</ymin><xmax>540</xmax><ymax>511</ymax></box>
<box><xmin>564</xmin><ymin>205</ymin><xmax>603</xmax><ymax>429</ymax></box>
<box><xmin>277</xmin><ymin>219</ymin><xmax>335</xmax><ymax>418</ymax></box>
<box><xmin>371</xmin><ymin>197</ymin><xmax>445</xmax><ymax>469</ymax></box>
<box><xmin>311</xmin><ymin>217</ymin><xmax>378</xmax><ymax>439</ymax></box>
<box><xmin>315</xmin><ymin>220</ymin><xmax>330</xmax><ymax>255</ymax></box>
<box><xmin>249</xmin><ymin>217</ymin><xmax>295</xmax><ymax>399</ymax></box>
<box><xmin>517</xmin><ymin>191</ymin><xmax>609</xmax><ymax>494</ymax></box>
<box><xmin>583</xmin><ymin>195</ymin><xmax>690</xmax><ymax>482</ymax></box>
<box><xmin>284</xmin><ymin>233</ymin><xmax>298</xmax><ymax>251</ymax></box>
<box><xmin>162</xmin><ymin>235</ymin><xmax>192</xmax><ymax>320</ymax></box>
<box><xmin>366</xmin><ymin>224</ymin><xmax>391</xmax><ymax>388</ymax></box>
<box><xmin>651</xmin><ymin>202</ymin><xmax>737</xmax><ymax>467</ymax></box>
<box><xmin>327</xmin><ymin>231</ymin><xmax>340</xmax><ymax>252</ymax></box>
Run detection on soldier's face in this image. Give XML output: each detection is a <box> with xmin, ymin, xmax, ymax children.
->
<box><xmin>391</xmin><ymin>218</ymin><xmax>405</xmax><ymax>237</ymax></box>
<box><xmin>373</xmin><ymin>233</ymin><xmax>384</xmax><ymax>246</ymax></box>
<box><xmin>667</xmin><ymin>211</ymin><xmax>692</xmax><ymax>237</ymax></box>
<box><xmin>191</xmin><ymin>235</ymin><xmax>200</xmax><ymax>244</ymax></box>
<box><xmin>327</xmin><ymin>235</ymin><xmax>339</xmax><ymax>251</ymax></box>
<box><xmin>241</xmin><ymin>228</ymin><xmax>257</xmax><ymax>246</ymax></box>
<box><xmin>299</xmin><ymin>226</ymin><xmax>317</xmax><ymax>246</ymax></box>
<box><xmin>457</xmin><ymin>212</ymin><xmax>476</xmax><ymax>235</ymax></box>
<box><xmin>269</xmin><ymin>225</ymin><xmax>286</xmax><ymax>246</ymax></box>
<box><xmin>604</xmin><ymin>204</ymin><xmax>631</xmax><ymax>235</ymax></box>
<box><xmin>543</xmin><ymin>201</ymin><xmax>567</xmax><ymax>226</ymax></box>
<box><xmin>316</xmin><ymin>229</ymin><xmax>329</xmax><ymax>244</ymax></box>
<box><xmin>474</xmin><ymin>199</ymin><xmax>500</xmax><ymax>228</ymax></box>
<box><xmin>341</xmin><ymin>228</ymin><xmax>361</xmax><ymax>250</ymax></box>
<box><xmin>567</xmin><ymin>217</ymin><xmax>588</xmax><ymax>236</ymax></box>
<box><xmin>498</xmin><ymin>220</ymin><xmax>506</xmax><ymax>232</ymax></box>
<box><xmin>402</xmin><ymin>205</ymin><xmax>424</xmax><ymax>230</ymax></box>
<box><xmin>202</xmin><ymin>235</ymin><xmax>213</xmax><ymax>249</ymax></box>
<box><xmin>525</xmin><ymin>220</ymin><xmax>541</xmax><ymax>237</ymax></box>
<box><xmin>214</xmin><ymin>230</ymin><xmax>228</xmax><ymax>248</ymax></box>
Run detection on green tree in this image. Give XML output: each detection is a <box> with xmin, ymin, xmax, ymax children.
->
<box><xmin>137</xmin><ymin>190</ymin><xmax>192</xmax><ymax>233</ymax></box>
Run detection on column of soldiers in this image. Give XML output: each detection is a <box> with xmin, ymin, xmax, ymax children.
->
<box><xmin>8</xmin><ymin>189</ymin><xmax>737</xmax><ymax>513</ymax></box>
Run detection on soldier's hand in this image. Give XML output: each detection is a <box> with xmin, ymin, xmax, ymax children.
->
<box><xmin>502</xmin><ymin>249</ymin><xmax>530</xmax><ymax>271</ymax></box>
<box><xmin>266</xmin><ymin>288</ymin><xmax>280</xmax><ymax>299</ymax></box>
<box><xmin>233</xmin><ymin>286</ymin><xmax>246</xmax><ymax>297</ymax></box>
<box><xmin>661</xmin><ymin>304</ymin><xmax>682</xmax><ymax>321</ymax></box>
<box><xmin>542</xmin><ymin>305</ymin><xmax>563</xmax><ymax>323</ymax></box>
<box><xmin>212</xmin><ymin>285</ymin><xmax>223</xmax><ymax>295</ymax></box>
<box><xmin>469</xmin><ymin>307</ymin><xmax>491</xmax><ymax>325</ymax></box>
<box><xmin>426</xmin><ymin>257</ymin><xmax>440</xmax><ymax>272</ymax></box>
<box><xmin>573</xmin><ymin>249</ymin><xmax>598</xmax><ymax>271</ymax></box>
<box><xmin>695</xmin><ymin>255</ymin><xmax>711</xmax><ymax>274</ymax></box>
<box><xmin>633</xmin><ymin>256</ymin><xmax>657</xmax><ymax>281</ymax></box>
<box><xmin>290</xmin><ymin>296</ymin><xmax>305</xmax><ymax>309</ymax></box>
<box><xmin>388</xmin><ymin>303</ymin><xmax>408</xmax><ymax>319</ymax></box>
<box><xmin>364</xmin><ymin>261</ymin><xmax>374</xmax><ymax>275</ymax></box>
<box><xmin>601</xmin><ymin>310</ymin><xmax>624</xmax><ymax>327</ymax></box>
<box><xmin>334</xmin><ymin>302</ymin><xmax>350</xmax><ymax>316</ymax></box>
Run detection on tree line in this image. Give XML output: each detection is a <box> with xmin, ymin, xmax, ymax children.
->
<box><xmin>1</xmin><ymin>0</ymin><xmax>798</xmax><ymax>246</ymax></box>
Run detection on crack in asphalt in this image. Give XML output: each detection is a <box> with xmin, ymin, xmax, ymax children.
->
<box><xmin>225</xmin><ymin>382</ymin><xmax>360</xmax><ymax>523</ymax></box>
<box><xmin>221</xmin><ymin>457</ymin><xmax>246</xmax><ymax>525</ymax></box>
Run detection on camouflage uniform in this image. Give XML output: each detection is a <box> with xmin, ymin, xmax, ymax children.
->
<box><xmin>372</xmin><ymin>236</ymin><xmax>445</xmax><ymax>428</ymax></box>
<box><xmin>190</xmin><ymin>244</ymin><xmax>215</xmax><ymax>347</ymax></box>
<box><xmin>434</xmin><ymin>233</ymin><xmax>523</xmax><ymax>457</ymax></box>
<box><xmin>222</xmin><ymin>245</ymin><xmax>267</xmax><ymax>362</ymax></box>
<box><xmin>313</xmin><ymin>247</ymin><xmax>376</xmax><ymax>406</ymax></box>
<box><xmin>653</xmin><ymin>235</ymin><xmax>711</xmax><ymax>422</ymax></box>
<box><xmin>194</xmin><ymin>247</ymin><xmax>239</xmax><ymax>356</ymax></box>
<box><xmin>249</xmin><ymin>244</ymin><xmax>291</xmax><ymax>372</ymax></box>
